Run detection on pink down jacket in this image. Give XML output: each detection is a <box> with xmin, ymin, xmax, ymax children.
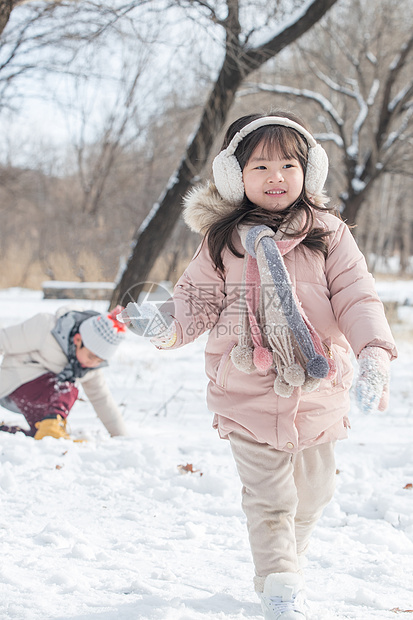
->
<box><xmin>166</xmin><ymin>184</ymin><xmax>397</xmax><ymax>453</ymax></box>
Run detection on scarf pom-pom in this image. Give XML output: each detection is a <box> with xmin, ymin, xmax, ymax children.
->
<box><xmin>231</xmin><ymin>344</ymin><xmax>255</xmax><ymax>374</ymax></box>
<box><xmin>274</xmin><ymin>375</ymin><xmax>294</xmax><ymax>398</ymax></box>
<box><xmin>253</xmin><ymin>346</ymin><xmax>273</xmax><ymax>372</ymax></box>
<box><xmin>283</xmin><ymin>363</ymin><xmax>305</xmax><ymax>386</ymax></box>
<box><xmin>301</xmin><ymin>375</ymin><xmax>321</xmax><ymax>393</ymax></box>
<box><xmin>306</xmin><ymin>354</ymin><xmax>329</xmax><ymax>379</ymax></box>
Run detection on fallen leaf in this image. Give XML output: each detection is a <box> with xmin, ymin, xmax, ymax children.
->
<box><xmin>177</xmin><ymin>463</ymin><xmax>203</xmax><ymax>476</ymax></box>
<box><xmin>391</xmin><ymin>608</ymin><xmax>413</xmax><ymax>614</ymax></box>
<box><xmin>403</xmin><ymin>483</ymin><xmax>412</xmax><ymax>490</ymax></box>
<box><xmin>55</xmin><ymin>464</ymin><xmax>64</xmax><ymax>470</ymax></box>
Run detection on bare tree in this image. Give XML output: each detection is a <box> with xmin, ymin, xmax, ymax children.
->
<box><xmin>110</xmin><ymin>0</ymin><xmax>339</xmax><ymax>308</ymax></box>
<box><xmin>0</xmin><ymin>1</ymin><xmax>154</xmax><ymax>108</ymax></box>
<box><xmin>0</xmin><ymin>1</ymin><xmax>70</xmax><ymax>36</ymax></box>
<box><xmin>74</xmin><ymin>60</ymin><xmax>149</xmax><ymax>216</ymax></box>
<box><xmin>0</xmin><ymin>2</ymin><xmax>208</xmax><ymax>288</ymax></box>
<box><xmin>240</xmin><ymin>0</ymin><xmax>413</xmax><ymax>225</ymax></box>
<box><xmin>355</xmin><ymin>173</ymin><xmax>413</xmax><ymax>274</ymax></box>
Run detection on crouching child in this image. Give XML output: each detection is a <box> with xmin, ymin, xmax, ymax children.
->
<box><xmin>0</xmin><ymin>306</ymin><xmax>127</xmax><ymax>440</ymax></box>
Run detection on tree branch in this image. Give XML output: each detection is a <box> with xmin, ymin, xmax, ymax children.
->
<box><xmin>111</xmin><ymin>0</ymin><xmax>340</xmax><ymax>307</ymax></box>
<box><xmin>240</xmin><ymin>81</ymin><xmax>344</xmax><ymax>129</ymax></box>
<box><xmin>241</xmin><ymin>0</ymin><xmax>338</xmax><ymax>72</ymax></box>
<box><xmin>376</xmin><ymin>32</ymin><xmax>413</xmax><ymax>148</ymax></box>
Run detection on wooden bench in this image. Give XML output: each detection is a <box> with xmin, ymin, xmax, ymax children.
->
<box><xmin>42</xmin><ymin>281</ymin><xmax>115</xmax><ymax>301</ymax></box>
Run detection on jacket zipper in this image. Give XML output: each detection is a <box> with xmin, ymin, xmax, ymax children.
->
<box><xmin>217</xmin><ymin>344</ymin><xmax>236</xmax><ymax>389</ymax></box>
<box><xmin>323</xmin><ymin>341</ymin><xmax>337</xmax><ymax>387</ymax></box>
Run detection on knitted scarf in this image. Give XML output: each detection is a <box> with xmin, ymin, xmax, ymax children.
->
<box><xmin>231</xmin><ymin>222</ymin><xmax>336</xmax><ymax>397</ymax></box>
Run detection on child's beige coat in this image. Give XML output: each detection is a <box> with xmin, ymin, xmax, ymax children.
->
<box><xmin>0</xmin><ymin>309</ymin><xmax>126</xmax><ymax>436</ymax></box>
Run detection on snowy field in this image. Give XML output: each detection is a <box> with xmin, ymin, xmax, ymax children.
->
<box><xmin>0</xmin><ymin>282</ymin><xmax>412</xmax><ymax>620</ymax></box>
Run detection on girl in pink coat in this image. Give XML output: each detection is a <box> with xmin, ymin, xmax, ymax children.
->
<box><xmin>121</xmin><ymin>112</ymin><xmax>397</xmax><ymax>619</ymax></box>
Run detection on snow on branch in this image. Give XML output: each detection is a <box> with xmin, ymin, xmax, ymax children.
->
<box><xmin>347</xmin><ymin>82</ymin><xmax>367</xmax><ymax>159</ymax></box>
<box><xmin>388</xmin><ymin>36</ymin><xmax>413</xmax><ymax>71</ymax></box>
<box><xmin>389</xmin><ymin>80</ymin><xmax>413</xmax><ymax>112</ymax></box>
<box><xmin>383</xmin><ymin>107</ymin><xmax>413</xmax><ymax>151</ymax></box>
<box><xmin>134</xmin><ymin>165</ymin><xmax>182</xmax><ymax>238</ymax></box>
<box><xmin>250</xmin><ymin>0</ymin><xmax>320</xmax><ymax>50</ymax></box>
<box><xmin>307</xmin><ymin>61</ymin><xmax>356</xmax><ymax>99</ymax></box>
<box><xmin>367</xmin><ymin>79</ymin><xmax>380</xmax><ymax>106</ymax></box>
<box><xmin>351</xmin><ymin>178</ymin><xmax>366</xmax><ymax>193</ymax></box>
<box><xmin>244</xmin><ymin>0</ymin><xmax>339</xmax><ymax>69</ymax></box>
<box><xmin>239</xmin><ymin>82</ymin><xmax>344</xmax><ymax>128</ymax></box>
<box><xmin>315</xmin><ymin>132</ymin><xmax>344</xmax><ymax>147</ymax></box>
<box><xmin>366</xmin><ymin>51</ymin><xmax>377</xmax><ymax>65</ymax></box>
<box><xmin>348</xmin><ymin>79</ymin><xmax>380</xmax><ymax>160</ymax></box>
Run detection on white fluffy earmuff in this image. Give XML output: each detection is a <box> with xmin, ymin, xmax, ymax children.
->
<box><xmin>212</xmin><ymin>116</ymin><xmax>329</xmax><ymax>204</ymax></box>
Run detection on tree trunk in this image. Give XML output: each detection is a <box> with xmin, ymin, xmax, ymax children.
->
<box><xmin>110</xmin><ymin>0</ymin><xmax>339</xmax><ymax>308</ymax></box>
<box><xmin>111</xmin><ymin>60</ymin><xmax>243</xmax><ymax>307</ymax></box>
<box><xmin>341</xmin><ymin>192</ymin><xmax>368</xmax><ymax>226</ymax></box>
<box><xmin>0</xmin><ymin>0</ymin><xmax>13</xmax><ymax>36</ymax></box>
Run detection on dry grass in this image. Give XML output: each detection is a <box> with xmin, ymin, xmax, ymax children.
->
<box><xmin>148</xmin><ymin>253</ymin><xmax>194</xmax><ymax>286</ymax></box>
<box><xmin>374</xmin><ymin>272</ymin><xmax>413</xmax><ymax>281</ymax></box>
<box><xmin>0</xmin><ymin>247</ymin><xmax>107</xmax><ymax>289</ymax></box>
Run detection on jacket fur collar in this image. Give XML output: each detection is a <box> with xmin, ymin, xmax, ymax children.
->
<box><xmin>183</xmin><ymin>182</ymin><xmax>237</xmax><ymax>235</ymax></box>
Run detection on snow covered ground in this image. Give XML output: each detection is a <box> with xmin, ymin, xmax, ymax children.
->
<box><xmin>0</xmin><ymin>283</ymin><xmax>412</xmax><ymax>620</ymax></box>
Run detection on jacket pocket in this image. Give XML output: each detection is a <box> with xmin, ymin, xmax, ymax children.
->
<box><xmin>216</xmin><ymin>342</ymin><xmax>236</xmax><ymax>389</ymax></box>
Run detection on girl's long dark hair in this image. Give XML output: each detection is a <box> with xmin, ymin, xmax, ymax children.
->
<box><xmin>207</xmin><ymin>111</ymin><xmax>336</xmax><ymax>274</ymax></box>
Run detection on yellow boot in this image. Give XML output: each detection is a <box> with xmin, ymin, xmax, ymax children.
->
<box><xmin>34</xmin><ymin>415</ymin><xmax>71</xmax><ymax>440</ymax></box>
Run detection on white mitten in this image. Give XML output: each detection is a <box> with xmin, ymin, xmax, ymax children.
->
<box><xmin>355</xmin><ymin>347</ymin><xmax>390</xmax><ymax>414</ymax></box>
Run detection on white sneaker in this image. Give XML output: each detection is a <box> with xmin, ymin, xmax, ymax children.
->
<box><xmin>259</xmin><ymin>572</ymin><xmax>306</xmax><ymax>619</ymax></box>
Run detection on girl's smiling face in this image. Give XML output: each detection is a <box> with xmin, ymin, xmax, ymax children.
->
<box><xmin>242</xmin><ymin>143</ymin><xmax>304</xmax><ymax>212</ymax></box>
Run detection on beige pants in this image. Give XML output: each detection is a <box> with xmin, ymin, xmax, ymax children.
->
<box><xmin>229</xmin><ymin>431</ymin><xmax>336</xmax><ymax>589</ymax></box>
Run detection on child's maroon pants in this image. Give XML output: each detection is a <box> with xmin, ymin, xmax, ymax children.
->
<box><xmin>1</xmin><ymin>372</ymin><xmax>78</xmax><ymax>436</ymax></box>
